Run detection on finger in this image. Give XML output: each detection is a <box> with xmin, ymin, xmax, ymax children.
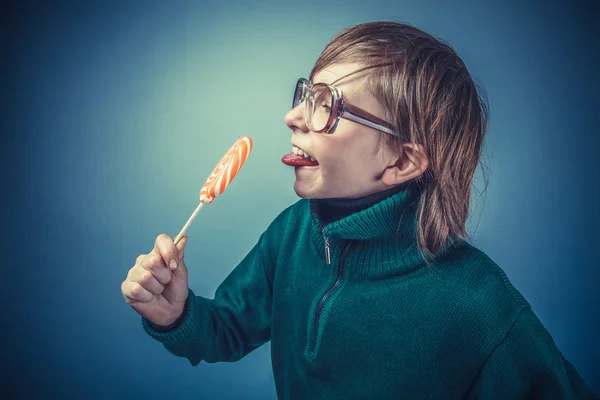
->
<box><xmin>131</xmin><ymin>266</ymin><xmax>164</xmax><ymax>295</ymax></box>
<box><xmin>122</xmin><ymin>280</ymin><xmax>153</xmax><ymax>303</ymax></box>
<box><xmin>139</xmin><ymin>253</ymin><xmax>172</xmax><ymax>285</ymax></box>
<box><xmin>155</xmin><ymin>233</ymin><xmax>179</xmax><ymax>271</ymax></box>
<box><xmin>175</xmin><ymin>234</ymin><xmax>188</xmax><ymax>266</ymax></box>
<box><xmin>171</xmin><ymin>235</ymin><xmax>189</xmax><ymax>281</ymax></box>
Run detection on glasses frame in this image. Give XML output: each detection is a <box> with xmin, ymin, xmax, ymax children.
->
<box><xmin>293</xmin><ymin>78</ymin><xmax>398</xmax><ymax>136</ymax></box>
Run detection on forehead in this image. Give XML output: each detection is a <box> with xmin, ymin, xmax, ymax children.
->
<box><xmin>312</xmin><ymin>63</ymin><xmax>369</xmax><ymax>94</ymax></box>
<box><xmin>312</xmin><ymin>63</ymin><xmax>380</xmax><ymax>109</ymax></box>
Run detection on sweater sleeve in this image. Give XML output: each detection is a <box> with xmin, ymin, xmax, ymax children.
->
<box><xmin>466</xmin><ymin>307</ymin><xmax>598</xmax><ymax>400</ymax></box>
<box><xmin>140</xmin><ymin>229</ymin><xmax>275</xmax><ymax>366</ymax></box>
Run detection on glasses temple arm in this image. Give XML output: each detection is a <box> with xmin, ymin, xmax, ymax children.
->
<box><xmin>342</xmin><ymin>109</ymin><xmax>397</xmax><ymax>136</ymax></box>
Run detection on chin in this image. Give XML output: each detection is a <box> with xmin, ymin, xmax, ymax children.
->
<box><xmin>293</xmin><ymin>181</ymin><xmax>311</xmax><ymax>199</ymax></box>
<box><xmin>293</xmin><ymin>181</ymin><xmax>325</xmax><ymax>199</ymax></box>
<box><xmin>294</xmin><ymin>181</ymin><xmax>342</xmax><ymax>199</ymax></box>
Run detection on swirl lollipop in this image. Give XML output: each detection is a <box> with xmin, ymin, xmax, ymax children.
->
<box><xmin>200</xmin><ymin>136</ymin><xmax>252</xmax><ymax>203</ymax></box>
<box><xmin>173</xmin><ymin>136</ymin><xmax>253</xmax><ymax>245</ymax></box>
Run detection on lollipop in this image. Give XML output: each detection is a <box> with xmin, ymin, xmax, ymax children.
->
<box><xmin>173</xmin><ymin>136</ymin><xmax>253</xmax><ymax>245</ymax></box>
<box><xmin>200</xmin><ymin>136</ymin><xmax>252</xmax><ymax>203</ymax></box>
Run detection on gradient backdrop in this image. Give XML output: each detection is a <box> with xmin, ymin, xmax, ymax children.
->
<box><xmin>3</xmin><ymin>0</ymin><xmax>598</xmax><ymax>398</ymax></box>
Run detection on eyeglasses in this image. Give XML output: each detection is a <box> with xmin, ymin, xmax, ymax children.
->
<box><xmin>292</xmin><ymin>78</ymin><xmax>397</xmax><ymax>136</ymax></box>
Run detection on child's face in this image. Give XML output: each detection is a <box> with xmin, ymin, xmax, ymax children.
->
<box><xmin>284</xmin><ymin>63</ymin><xmax>402</xmax><ymax>199</ymax></box>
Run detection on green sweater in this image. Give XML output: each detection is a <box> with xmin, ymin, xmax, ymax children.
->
<box><xmin>142</xmin><ymin>185</ymin><xmax>596</xmax><ymax>399</ymax></box>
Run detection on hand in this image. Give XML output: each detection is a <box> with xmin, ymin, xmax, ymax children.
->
<box><xmin>122</xmin><ymin>233</ymin><xmax>189</xmax><ymax>326</ymax></box>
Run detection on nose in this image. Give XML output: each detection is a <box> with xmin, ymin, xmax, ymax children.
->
<box><xmin>284</xmin><ymin>103</ymin><xmax>309</xmax><ymax>132</ymax></box>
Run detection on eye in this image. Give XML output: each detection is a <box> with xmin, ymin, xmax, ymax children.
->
<box><xmin>321</xmin><ymin>104</ymin><xmax>331</xmax><ymax>113</ymax></box>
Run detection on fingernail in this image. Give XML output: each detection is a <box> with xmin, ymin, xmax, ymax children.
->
<box><xmin>169</xmin><ymin>260</ymin><xmax>178</xmax><ymax>270</ymax></box>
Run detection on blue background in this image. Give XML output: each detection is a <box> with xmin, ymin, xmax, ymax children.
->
<box><xmin>3</xmin><ymin>0</ymin><xmax>598</xmax><ymax>398</ymax></box>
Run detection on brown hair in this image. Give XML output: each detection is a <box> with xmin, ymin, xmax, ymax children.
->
<box><xmin>310</xmin><ymin>21</ymin><xmax>490</xmax><ymax>263</ymax></box>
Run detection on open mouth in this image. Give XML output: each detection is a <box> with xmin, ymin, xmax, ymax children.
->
<box><xmin>281</xmin><ymin>145</ymin><xmax>319</xmax><ymax>167</ymax></box>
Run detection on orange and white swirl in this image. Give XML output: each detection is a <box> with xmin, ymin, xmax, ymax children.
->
<box><xmin>199</xmin><ymin>136</ymin><xmax>253</xmax><ymax>204</ymax></box>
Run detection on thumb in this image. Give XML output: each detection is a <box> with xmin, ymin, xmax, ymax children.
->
<box><xmin>176</xmin><ymin>234</ymin><xmax>188</xmax><ymax>264</ymax></box>
<box><xmin>171</xmin><ymin>235</ymin><xmax>189</xmax><ymax>281</ymax></box>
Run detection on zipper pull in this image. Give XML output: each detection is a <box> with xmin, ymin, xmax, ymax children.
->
<box><xmin>323</xmin><ymin>236</ymin><xmax>331</xmax><ymax>265</ymax></box>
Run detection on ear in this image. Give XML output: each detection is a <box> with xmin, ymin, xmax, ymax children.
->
<box><xmin>380</xmin><ymin>143</ymin><xmax>430</xmax><ymax>186</ymax></box>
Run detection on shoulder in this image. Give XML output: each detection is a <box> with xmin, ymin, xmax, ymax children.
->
<box><xmin>429</xmin><ymin>240</ymin><xmax>533</xmax><ymax>351</ymax></box>
<box><xmin>262</xmin><ymin>198</ymin><xmax>310</xmax><ymax>237</ymax></box>
<box><xmin>436</xmin><ymin>240</ymin><xmax>530</xmax><ymax>311</ymax></box>
<box><xmin>257</xmin><ymin>198</ymin><xmax>310</xmax><ymax>251</ymax></box>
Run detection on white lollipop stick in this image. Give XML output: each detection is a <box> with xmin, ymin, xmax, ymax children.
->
<box><xmin>173</xmin><ymin>202</ymin><xmax>204</xmax><ymax>245</ymax></box>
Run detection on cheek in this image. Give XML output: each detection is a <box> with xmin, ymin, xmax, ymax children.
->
<box><xmin>318</xmin><ymin>145</ymin><xmax>378</xmax><ymax>185</ymax></box>
<box><xmin>318</xmin><ymin>133</ymin><xmax>380</xmax><ymax>172</ymax></box>
<box><xmin>315</xmin><ymin>139</ymin><xmax>352</xmax><ymax>173</ymax></box>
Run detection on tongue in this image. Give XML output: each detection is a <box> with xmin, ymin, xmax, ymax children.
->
<box><xmin>281</xmin><ymin>152</ymin><xmax>319</xmax><ymax>167</ymax></box>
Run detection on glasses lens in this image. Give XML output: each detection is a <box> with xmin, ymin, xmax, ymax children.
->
<box><xmin>307</xmin><ymin>85</ymin><xmax>333</xmax><ymax>132</ymax></box>
<box><xmin>293</xmin><ymin>79</ymin><xmax>307</xmax><ymax>108</ymax></box>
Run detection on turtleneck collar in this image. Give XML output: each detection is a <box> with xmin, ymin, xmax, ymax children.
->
<box><xmin>308</xmin><ymin>181</ymin><xmax>431</xmax><ymax>279</ymax></box>
<box><xmin>310</xmin><ymin>182</ymin><xmax>411</xmax><ymax>225</ymax></box>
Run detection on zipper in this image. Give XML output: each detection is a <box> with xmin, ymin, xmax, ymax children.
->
<box><xmin>322</xmin><ymin>226</ymin><xmax>331</xmax><ymax>265</ymax></box>
<box><xmin>311</xmin><ymin>240</ymin><xmax>352</xmax><ymax>351</ymax></box>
